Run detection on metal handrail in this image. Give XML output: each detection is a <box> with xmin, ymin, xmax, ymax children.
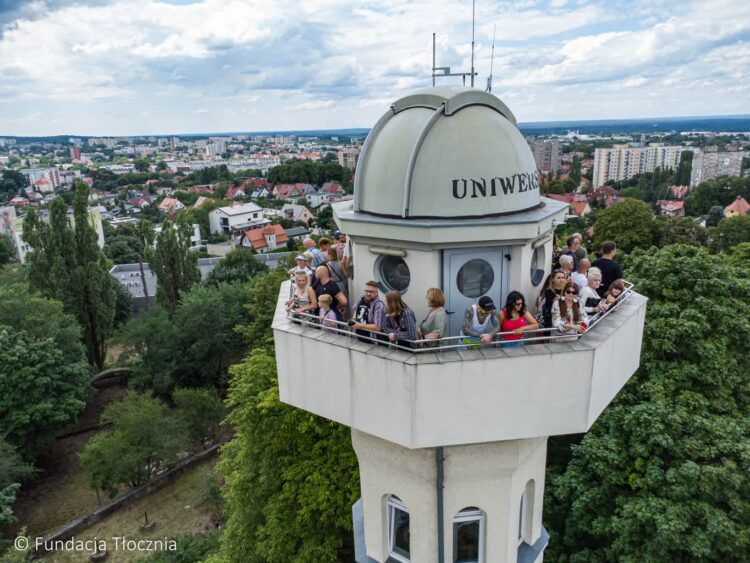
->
<box><xmin>283</xmin><ymin>281</ymin><xmax>635</xmax><ymax>354</ymax></box>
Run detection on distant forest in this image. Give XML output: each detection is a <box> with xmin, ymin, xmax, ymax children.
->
<box><xmin>4</xmin><ymin>116</ymin><xmax>750</xmax><ymax>144</ymax></box>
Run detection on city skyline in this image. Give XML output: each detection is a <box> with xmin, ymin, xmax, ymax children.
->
<box><xmin>1</xmin><ymin>0</ymin><xmax>749</xmax><ymax>136</ymax></box>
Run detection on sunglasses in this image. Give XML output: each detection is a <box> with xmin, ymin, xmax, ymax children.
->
<box><xmin>565</xmin><ymin>290</ymin><xmax>578</xmax><ymax>295</ymax></box>
<box><xmin>514</xmin><ymin>301</ymin><xmax>524</xmax><ymax>306</ymax></box>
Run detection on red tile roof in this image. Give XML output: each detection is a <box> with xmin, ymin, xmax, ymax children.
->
<box><xmin>243</xmin><ymin>223</ymin><xmax>288</xmax><ymax>250</ymax></box>
<box><xmin>725</xmin><ymin>196</ymin><xmax>750</xmax><ymax>216</ymax></box>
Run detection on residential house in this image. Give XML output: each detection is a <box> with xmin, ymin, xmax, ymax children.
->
<box><xmin>307</xmin><ymin>191</ymin><xmax>334</xmax><ymax>209</ymax></box>
<box><xmin>295</xmin><ymin>183</ymin><xmax>316</xmax><ymax>195</ymax></box>
<box><xmin>193</xmin><ymin>196</ymin><xmax>211</xmax><ymax>208</ymax></box>
<box><xmin>208</xmin><ymin>202</ymin><xmax>269</xmax><ymax>236</ymax></box>
<box><xmin>284</xmin><ymin>226</ymin><xmax>311</xmax><ymax>242</ymax></box>
<box><xmin>238</xmin><ymin>223</ymin><xmax>289</xmax><ymax>253</ymax></box>
<box><xmin>273</xmin><ymin>184</ymin><xmax>300</xmax><ymax>200</ymax></box>
<box><xmin>186</xmin><ymin>184</ymin><xmax>217</xmax><ymax>194</ymax></box>
<box><xmin>226</xmin><ymin>186</ymin><xmax>246</xmax><ymax>199</ymax></box>
<box><xmin>320</xmin><ymin>182</ymin><xmax>344</xmax><ymax>195</ymax></box>
<box><xmin>129</xmin><ymin>197</ymin><xmax>151</xmax><ymax>210</ymax></box>
<box><xmin>158</xmin><ymin>197</ymin><xmax>185</xmax><ymax>216</ymax></box>
<box><xmin>569</xmin><ymin>201</ymin><xmax>592</xmax><ymax>217</ymax></box>
<box><xmin>155</xmin><ymin>187</ymin><xmax>176</xmax><ymax>197</ymax></box>
<box><xmin>9</xmin><ymin>196</ymin><xmax>30</xmax><ymax>207</ymax></box>
<box><xmin>656</xmin><ymin>200</ymin><xmax>685</xmax><ymax>217</ymax></box>
<box><xmin>724</xmin><ymin>196</ymin><xmax>750</xmax><ymax>218</ymax></box>
<box><xmin>669</xmin><ymin>185</ymin><xmax>690</xmax><ymax>200</ymax></box>
<box><xmin>250</xmin><ymin>186</ymin><xmax>272</xmax><ymax>200</ymax></box>
<box><xmin>281</xmin><ymin>203</ymin><xmax>315</xmax><ymax>225</ymax></box>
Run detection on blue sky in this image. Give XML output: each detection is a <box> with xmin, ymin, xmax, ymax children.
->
<box><xmin>0</xmin><ymin>0</ymin><xmax>748</xmax><ymax>136</ymax></box>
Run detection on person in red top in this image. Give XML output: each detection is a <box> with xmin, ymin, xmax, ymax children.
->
<box><xmin>499</xmin><ymin>291</ymin><xmax>539</xmax><ymax>347</ymax></box>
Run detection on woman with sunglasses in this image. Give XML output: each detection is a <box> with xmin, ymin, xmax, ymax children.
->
<box><xmin>499</xmin><ymin>291</ymin><xmax>539</xmax><ymax>347</ymax></box>
<box><xmin>536</xmin><ymin>269</ymin><xmax>568</xmax><ymax>330</ymax></box>
<box><xmin>551</xmin><ymin>282</ymin><xmax>589</xmax><ymax>339</ymax></box>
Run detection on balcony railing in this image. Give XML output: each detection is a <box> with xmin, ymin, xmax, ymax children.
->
<box><xmin>284</xmin><ymin>281</ymin><xmax>636</xmax><ymax>354</ymax></box>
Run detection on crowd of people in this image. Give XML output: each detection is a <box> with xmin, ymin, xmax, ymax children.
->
<box><xmin>285</xmin><ymin>233</ymin><xmax>627</xmax><ymax>350</ymax></box>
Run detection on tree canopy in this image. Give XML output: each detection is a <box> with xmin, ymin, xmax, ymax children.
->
<box><xmin>80</xmin><ymin>392</ymin><xmax>187</xmax><ymax>496</ymax></box>
<box><xmin>593</xmin><ymin>199</ymin><xmax>656</xmax><ymax>254</ymax></box>
<box><xmin>0</xmin><ymin>327</ymin><xmax>89</xmax><ymax>459</ymax></box>
<box><xmin>267</xmin><ymin>159</ymin><xmax>352</xmax><ymax>190</ymax></box>
<box><xmin>205</xmin><ymin>248</ymin><xmax>268</xmax><ymax>286</ymax></box>
<box><xmin>546</xmin><ymin>245</ymin><xmax>750</xmax><ymax>562</ymax></box>
<box><xmin>23</xmin><ymin>185</ymin><xmax>117</xmax><ymax>368</ymax></box>
<box><xmin>212</xmin><ymin>351</ymin><xmax>359</xmax><ymax>563</ymax></box>
<box><xmin>151</xmin><ymin>219</ymin><xmax>200</xmax><ymax>315</ymax></box>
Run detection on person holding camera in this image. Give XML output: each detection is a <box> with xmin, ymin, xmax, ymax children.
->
<box><xmin>285</xmin><ymin>272</ymin><xmax>318</xmax><ymax>318</ymax></box>
<box><xmin>349</xmin><ymin>280</ymin><xmax>386</xmax><ymax>342</ymax></box>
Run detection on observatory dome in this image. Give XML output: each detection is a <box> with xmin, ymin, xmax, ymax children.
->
<box><xmin>355</xmin><ymin>86</ymin><xmax>541</xmax><ymax>219</ymax></box>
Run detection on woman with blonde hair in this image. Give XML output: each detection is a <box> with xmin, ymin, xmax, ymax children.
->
<box><xmin>579</xmin><ymin>266</ymin><xmax>608</xmax><ymax>315</ymax></box>
<box><xmin>383</xmin><ymin>290</ymin><xmax>418</xmax><ymax>348</ymax></box>
<box><xmin>418</xmin><ymin>288</ymin><xmax>448</xmax><ymax>344</ymax></box>
<box><xmin>285</xmin><ymin>272</ymin><xmax>318</xmax><ymax>317</ymax></box>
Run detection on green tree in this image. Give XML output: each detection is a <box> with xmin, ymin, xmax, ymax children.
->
<box><xmin>173</xmin><ymin>388</ymin><xmax>224</xmax><ymax>449</ymax></box>
<box><xmin>653</xmin><ymin>215</ymin><xmax>707</xmax><ymax>247</ymax></box>
<box><xmin>213</xmin><ymin>351</ymin><xmax>359</xmax><ymax>563</ymax></box>
<box><xmin>685</xmin><ymin>176</ymin><xmax>750</xmax><ymax>216</ymax></box>
<box><xmin>0</xmin><ymin>328</ymin><xmax>89</xmax><ymax>458</ymax></box>
<box><xmin>593</xmin><ymin>199</ymin><xmax>655</xmax><ymax>254</ymax></box>
<box><xmin>0</xmin><ymin>438</ymin><xmax>35</xmax><ymax>529</ymax></box>
<box><xmin>23</xmin><ymin>185</ymin><xmax>117</xmax><ymax>368</ymax></box>
<box><xmin>707</xmin><ymin>205</ymin><xmax>726</xmax><ymax>227</ymax></box>
<box><xmin>709</xmin><ymin>215</ymin><xmax>750</xmax><ymax>252</ymax></box>
<box><xmin>151</xmin><ymin>219</ymin><xmax>200</xmax><ymax>315</ymax></box>
<box><xmin>0</xmin><ymin>236</ymin><xmax>10</xmax><ymax>265</ymax></box>
<box><xmin>171</xmin><ymin>283</ymin><xmax>249</xmax><ymax>389</ymax></box>
<box><xmin>726</xmin><ymin>241</ymin><xmax>750</xmax><ymax>270</ymax></box>
<box><xmin>0</xmin><ymin>283</ymin><xmax>85</xmax><ymax>364</ymax></box>
<box><xmin>80</xmin><ymin>392</ymin><xmax>187</xmax><ymax>494</ymax></box>
<box><xmin>205</xmin><ymin>248</ymin><xmax>268</xmax><ymax>286</ymax></box>
<box><xmin>235</xmin><ymin>265</ymin><xmax>291</xmax><ymax>350</ymax></box>
<box><xmin>546</xmin><ymin>245</ymin><xmax>750</xmax><ymax>562</ymax></box>
<box><xmin>115</xmin><ymin>307</ymin><xmax>179</xmax><ymax>392</ymax></box>
<box><xmin>315</xmin><ymin>205</ymin><xmax>335</xmax><ymax>231</ymax></box>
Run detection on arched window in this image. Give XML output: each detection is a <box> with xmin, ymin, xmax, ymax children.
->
<box><xmin>453</xmin><ymin>507</ymin><xmax>485</xmax><ymax>563</ymax></box>
<box><xmin>387</xmin><ymin>495</ymin><xmax>410</xmax><ymax>562</ymax></box>
<box><xmin>518</xmin><ymin>480</ymin><xmax>535</xmax><ymax>545</ymax></box>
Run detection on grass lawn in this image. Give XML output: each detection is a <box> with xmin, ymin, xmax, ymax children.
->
<box><xmin>12</xmin><ymin>385</ymin><xmax>128</xmax><ymax>536</ymax></box>
<box><xmin>41</xmin><ymin>458</ymin><xmax>219</xmax><ymax>563</ymax></box>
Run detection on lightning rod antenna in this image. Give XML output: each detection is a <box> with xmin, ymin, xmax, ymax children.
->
<box><xmin>470</xmin><ymin>0</ymin><xmax>476</xmax><ymax>87</ymax></box>
<box><xmin>486</xmin><ymin>23</ymin><xmax>496</xmax><ymax>92</ymax></box>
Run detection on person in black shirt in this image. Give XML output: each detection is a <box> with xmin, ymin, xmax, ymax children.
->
<box><xmin>591</xmin><ymin>241</ymin><xmax>623</xmax><ymax>297</ymax></box>
<box><xmin>315</xmin><ymin>265</ymin><xmax>348</xmax><ymax>319</ymax></box>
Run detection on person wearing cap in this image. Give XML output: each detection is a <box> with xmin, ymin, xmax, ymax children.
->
<box><xmin>461</xmin><ymin>295</ymin><xmax>500</xmax><ymax>346</ymax></box>
<box><xmin>288</xmin><ymin>254</ymin><xmax>313</xmax><ymax>282</ymax></box>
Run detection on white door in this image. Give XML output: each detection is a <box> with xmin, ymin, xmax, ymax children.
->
<box><xmin>443</xmin><ymin>248</ymin><xmax>510</xmax><ymax>337</ymax></box>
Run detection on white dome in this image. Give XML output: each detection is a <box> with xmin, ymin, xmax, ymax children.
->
<box><xmin>354</xmin><ymin>87</ymin><xmax>541</xmax><ymax>219</ymax></box>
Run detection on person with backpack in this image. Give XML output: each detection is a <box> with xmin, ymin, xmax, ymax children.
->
<box><xmin>314</xmin><ymin>265</ymin><xmax>347</xmax><ymax>320</ymax></box>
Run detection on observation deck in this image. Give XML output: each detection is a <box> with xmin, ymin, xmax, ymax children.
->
<box><xmin>272</xmin><ymin>281</ymin><xmax>647</xmax><ymax>449</ymax></box>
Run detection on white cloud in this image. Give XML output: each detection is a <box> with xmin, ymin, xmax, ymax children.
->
<box><xmin>0</xmin><ymin>0</ymin><xmax>747</xmax><ymax>134</ymax></box>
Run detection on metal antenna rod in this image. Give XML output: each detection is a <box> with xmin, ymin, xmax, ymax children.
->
<box><xmin>432</xmin><ymin>33</ymin><xmax>436</xmax><ymax>87</ymax></box>
<box><xmin>470</xmin><ymin>0</ymin><xmax>476</xmax><ymax>87</ymax></box>
<box><xmin>487</xmin><ymin>23</ymin><xmax>496</xmax><ymax>92</ymax></box>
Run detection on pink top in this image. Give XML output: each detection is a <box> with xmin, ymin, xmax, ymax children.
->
<box><xmin>500</xmin><ymin>310</ymin><xmax>526</xmax><ymax>341</ymax></box>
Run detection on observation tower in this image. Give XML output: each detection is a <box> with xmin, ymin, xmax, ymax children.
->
<box><xmin>272</xmin><ymin>86</ymin><xmax>647</xmax><ymax>562</ymax></box>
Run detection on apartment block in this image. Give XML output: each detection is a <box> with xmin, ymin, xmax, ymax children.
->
<box><xmin>592</xmin><ymin>145</ymin><xmax>685</xmax><ymax>188</ymax></box>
